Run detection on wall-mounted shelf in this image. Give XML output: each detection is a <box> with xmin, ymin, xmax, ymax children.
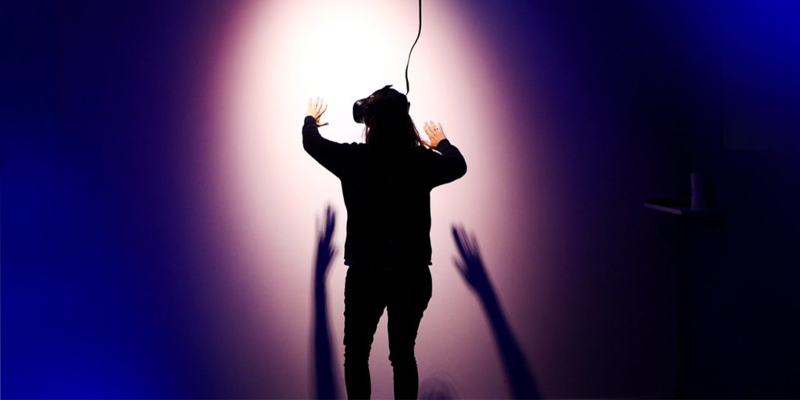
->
<box><xmin>644</xmin><ymin>200</ymin><xmax>721</xmax><ymax>217</ymax></box>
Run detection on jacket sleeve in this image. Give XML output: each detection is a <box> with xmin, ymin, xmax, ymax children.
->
<box><xmin>302</xmin><ymin>116</ymin><xmax>356</xmax><ymax>178</ymax></box>
<box><xmin>426</xmin><ymin>138</ymin><xmax>467</xmax><ymax>188</ymax></box>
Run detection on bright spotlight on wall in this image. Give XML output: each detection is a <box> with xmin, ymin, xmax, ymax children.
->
<box><xmin>208</xmin><ymin>0</ymin><xmax>545</xmax><ymax>397</ymax></box>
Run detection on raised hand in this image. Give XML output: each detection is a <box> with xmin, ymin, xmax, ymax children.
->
<box><xmin>315</xmin><ymin>205</ymin><xmax>337</xmax><ymax>283</ymax></box>
<box><xmin>422</xmin><ymin>121</ymin><xmax>447</xmax><ymax>148</ymax></box>
<box><xmin>307</xmin><ymin>97</ymin><xmax>329</xmax><ymax>128</ymax></box>
<box><xmin>452</xmin><ymin>224</ymin><xmax>491</xmax><ymax>295</ymax></box>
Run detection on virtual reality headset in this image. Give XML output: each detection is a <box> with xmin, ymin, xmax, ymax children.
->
<box><xmin>352</xmin><ymin>85</ymin><xmax>410</xmax><ymax>124</ymax></box>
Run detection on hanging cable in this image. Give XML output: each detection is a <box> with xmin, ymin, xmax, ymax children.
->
<box><xmin>404</xmin><ymin>0</ymin><xmax>422</xmax><ymax>95</ymax></box>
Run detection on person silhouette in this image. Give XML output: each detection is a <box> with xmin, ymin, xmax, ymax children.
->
<box><xmin>451</xmin><ymin>225</ymin><xmax>540</xmax><ymax>399</ymax></box>
<box><xmin>303</xmin><ymin>87</ymin><xmax>467</xmax><ymax>399</ymax></box>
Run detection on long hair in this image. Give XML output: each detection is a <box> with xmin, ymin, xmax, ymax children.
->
<box><xmin>362</xmin><ymin>87</ymin><xmax>422</xmax><ymax>150</ymax></box>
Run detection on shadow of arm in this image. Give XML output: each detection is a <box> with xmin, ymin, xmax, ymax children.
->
<box><xmin>452</xmin><ymin>224</ymin><xmax>539</xmax><ymax>399</ymax></box>
<box><xmin>313</xmin><ymin>205</ymin><xmax>339</xmax><ymax>399</ymax></box>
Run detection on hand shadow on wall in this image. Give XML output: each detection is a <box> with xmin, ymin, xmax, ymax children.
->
<box><xmin>312</xmin><ymin>205</ymin><xmax>339</xmax><ymax>399</ymax></box>
<box><xmin>308</xmin><ymin>212</ymin><xmax>540</xmax><ymax>399</ymax></box>
<box><xmin>450</xmin><ymin>224</ymin><xmax>541</xmax><ymax>400</ymax></box>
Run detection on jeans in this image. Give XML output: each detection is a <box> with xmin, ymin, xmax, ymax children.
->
<box><xmin>343</xmin><ymin>262</ymin><xmax>432</xmax><ymax>399</ymax></box>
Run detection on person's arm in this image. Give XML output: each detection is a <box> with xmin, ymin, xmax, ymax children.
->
<box><xmin>421</xmin><ymin>121</ymin><xmax>467</xmax><ymax>188</ymax></box>
<box><xmin>303</xmin><ymin>98</ymin><xmax>354</xmax><ymax>178</ymax></box>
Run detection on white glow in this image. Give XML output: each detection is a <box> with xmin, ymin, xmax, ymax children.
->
<box><xmin>212</xmin><ymin>0</ymin><xmax>545</xmax><ymax>397</ymax></box>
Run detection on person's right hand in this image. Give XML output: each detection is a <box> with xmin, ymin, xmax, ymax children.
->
<box><xmin>422</xmin><ymin>121</ymin><xmax>447</xmax><ymax>148</ymax></box>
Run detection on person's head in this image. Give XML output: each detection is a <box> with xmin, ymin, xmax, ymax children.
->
<box><xmin>353</xmin><ymin>85</ymin><xmax>422</xmax><ymax>149</ymax></box>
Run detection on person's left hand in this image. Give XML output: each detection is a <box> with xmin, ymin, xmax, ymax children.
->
<box><xmin>307</xmin><ymin>97</ymin><xmax>329</xmax><ymax>127</ymax></box>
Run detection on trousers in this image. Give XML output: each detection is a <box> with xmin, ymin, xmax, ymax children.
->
<box><xmin>343</xmin><ymin>262</ymin><xmax>432</xmax><ymax>399</ymax></box>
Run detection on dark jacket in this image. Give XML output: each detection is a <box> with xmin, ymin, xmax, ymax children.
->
<box><xmin>302</xmin><ymin>116</ymin><xmax>467</xmax><ymax>265</ymax></box>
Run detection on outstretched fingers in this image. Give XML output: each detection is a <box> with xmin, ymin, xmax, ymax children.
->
<box><xmin>306</xmin><ymin>97</ymin><xmax>329</xmax><ymax>127</ymax></box>
<box><xmin>453</xmin><ymin>224</ymin><xmax>483</xmax><ymax>264</ymax></box>
<box><xmin>325</xmin><ymin>205</ymin><xmax>336</xmax><ymax>237</ymax></box>
<box><xmin>452</xmin><ymin>224</ymin><xmax>469</xmax><ymax>257</ymax></box>
<box><xmin>424</xmin><ymin>121</ymin><xmax>435</xmax><ymax>135</ymax></box>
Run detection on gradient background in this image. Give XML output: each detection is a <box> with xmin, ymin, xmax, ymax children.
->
<box><xmin>3</xmin><ymin>0</ymin><xmax>799</xmax><ymax>398</ymax></box>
